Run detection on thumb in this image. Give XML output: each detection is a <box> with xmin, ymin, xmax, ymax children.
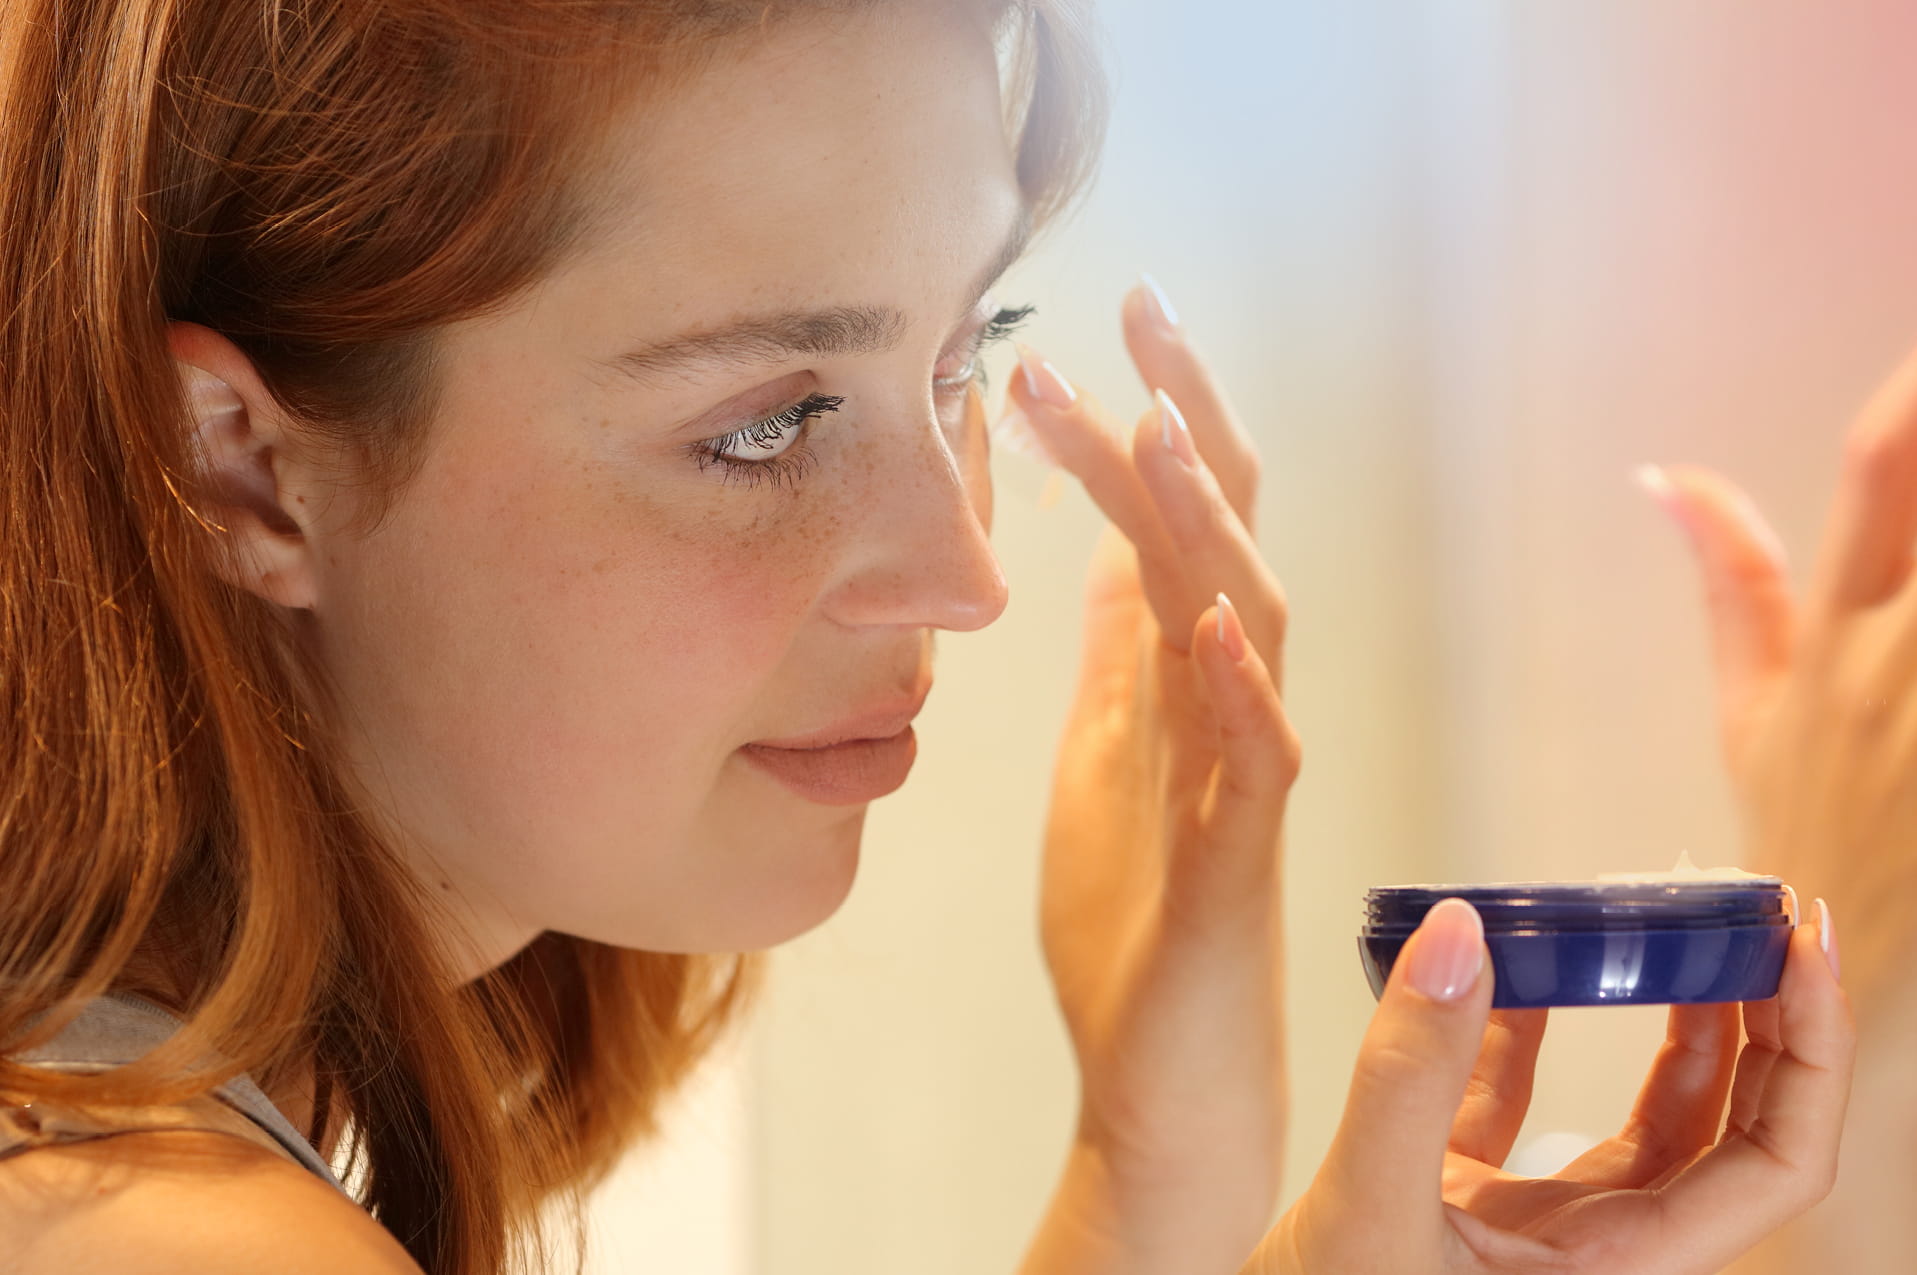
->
<box><xmin>1316</xmin><ymin>899</ymin><xmax>1492</xmax><ymax>1223</ymax></box>
<box><xmin>1639</xmin><ymin>464</ymin><xmax>1796</xmax><ymax>749</ymax></box>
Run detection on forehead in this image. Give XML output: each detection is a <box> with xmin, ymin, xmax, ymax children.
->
<box><xmin>551</xmin><ymin>5</ymin><xmax>1024</xmax><ymax>329</ymax></box>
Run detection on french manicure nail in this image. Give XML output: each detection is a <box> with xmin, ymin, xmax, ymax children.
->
<box><xmin>1635</xmin><ymin>463</ymin><xmax>1696</xmax><ymax>536</ymax></box>
<box><xmin>1017</xmin><ymin>346</ymin><xmax>1078</xmax><ymax>409</ymax></box>
<box><xmin>1158</xmin><ymin>389</ymin><xmax>1196</xmax><ymax>467</ymax></box>
<box><xmin>1139</xmin><ymin>273</ymin><xmax>1180</xmax><ymax>334</ymax></box>
<box><xmin>1733</xmin><ymin>489</ymin><xmax>1791</xmax><ymax>569</ymax></box>
<box><xmin>1816</xmin><ymin>896</ymin><xmax>1840</xmax><ymax>979</ymax></box>
<box><xmin>1407</xmin><ymin>898</ymin><xmax>1485</xmax><ymax>1002</ymax></box>
<box><xmin>1634</xmin><ymin>463</ymin><xmax>1675</xmax><ymax>503</ymax></box>
<box><xmin>1215</xmin><ymin>592</ymin><xmax>1246</xmax><ymax>662</ymax></box>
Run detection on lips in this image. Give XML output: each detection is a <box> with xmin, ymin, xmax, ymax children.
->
<box><xmin>741</xmin><ymin>691</ymin><xmax>928</xmax><ymax>804</ymax></box>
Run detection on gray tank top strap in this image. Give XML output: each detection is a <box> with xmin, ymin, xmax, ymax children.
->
<box><xmin>3</xmin><ymin>992</ymin><xmax>353</xmax><ymax>1200</ymax></box>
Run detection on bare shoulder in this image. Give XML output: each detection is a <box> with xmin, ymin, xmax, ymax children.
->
<box><xmin>0</xmin><ymin>1129</ymin><xmax>423</xmax><ymax>1274</ymax></box>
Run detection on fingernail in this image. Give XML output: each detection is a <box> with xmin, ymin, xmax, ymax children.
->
<box><xmin>1635</xmin><ymin>464</ymin><xmax>1697</xmax><ymax>537</ymax></box>
<box><xmin>1634</xmin><ymin>463</ymin><xmax>1675</xmax><ymax>504</ymax></box>
<box><xmin>990</xmin><ymin>404</ymin><xmax>1059</xmax><ymax>466</ymax></box>
<box><xmin>1157</xmin><ymin>389</ymin><xmax>1196</xmax><ymax>467</ymax></box>
<box><xmin>1017</xmin><ymin>346</ymin><xmax>1078</xmax><ymax>409</ymax></box>
<box><xmin>1816</xmin><ymin>896</ymin><xmax>1840</xmax><ymax>980</ymax></box>
<box><xmin>1733</xmin><ymin>489</ymin><xmax>1791</xmax><ymax>568</ymax></box>
<box><xmin>1407</xmin><ymin>898</ymin><xmax>1485</xmax><ymax>1002</ymax></box>
<box><xmin>1139</xmin><ymin>273</ymin><xmax>1180</xmax><ymax>334</ymax></box>
<box><xmin>1215</xmin><ymin>591</ymin><xmax>1246</xmax><ymax>662</ymax></box>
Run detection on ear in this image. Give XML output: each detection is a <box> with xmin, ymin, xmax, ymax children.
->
<box><xmin>166</xmin><ymin>320</ymin><xmax>322</xmax><ymax>609</ymax></box>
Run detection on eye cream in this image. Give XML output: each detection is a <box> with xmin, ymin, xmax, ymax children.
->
<box><xmin>1358</xmin><ymin>857</ymin><xmax>1794</xmax><ymax>1009</ymax></box>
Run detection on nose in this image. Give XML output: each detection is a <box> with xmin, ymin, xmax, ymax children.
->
<box><xmin>822</xmin><ymin>404</ymin><xmax>1008</xmax><ymax>633</ymax></box>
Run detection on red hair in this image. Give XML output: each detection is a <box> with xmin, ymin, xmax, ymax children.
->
<box><xmin>0</xmin><ymin>2</ymin><xmax>1104</xmax><ymax>1271</ymax></box>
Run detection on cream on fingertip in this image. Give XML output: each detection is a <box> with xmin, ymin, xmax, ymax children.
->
<box><xmin>990</xmin><ymin>404</ymin><xmax>1058</xmax><ymax>466</ymax></box>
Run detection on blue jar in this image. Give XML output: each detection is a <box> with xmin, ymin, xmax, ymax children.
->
<box><xmin>1358</xmin><ymin>879</ymin><xmax>1795</xmax><ymax>1009</ymax></box>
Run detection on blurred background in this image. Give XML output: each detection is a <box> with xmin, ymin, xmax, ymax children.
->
<box><xmin>571</xmin><ymin>2</ymin><xmax>1917</xmax><ymax>1270</ymax></box>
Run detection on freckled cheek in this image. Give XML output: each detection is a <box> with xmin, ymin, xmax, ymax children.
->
<box><xmin>957</xmin><ymin>394</ymin><xmax>995</xmax><ymax>533</ymax></box>
<box><xmin>533</xmin><ymin>505</ymin><xmax>836</xmax><ymax>690</ymax></box>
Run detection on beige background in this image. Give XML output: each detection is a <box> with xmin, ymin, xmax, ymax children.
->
<box><xmin>574</xmin><ymin>3</ymin><xmax>1917</xmax><ymax>1271</ymax></box>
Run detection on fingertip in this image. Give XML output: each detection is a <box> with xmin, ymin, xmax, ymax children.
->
<box><xmin>1815</xmin><ymin>896</ymin><xmax>1840</xmax><ymax>982</ymax></box>
<box><xmin>1636</xmin><ymin>462</ymin><xmax>1701</xmax><ymax>537</ymax></box>
<box><xmin>1190</xmin><ymin>595</ymin><xmax>1255</xmax><ymax>691</ymax></box>
<box><xmin>1661</xmin><ymin>464</ymin><xmax>1792</xmax><ymax>570</ymax></box>
<box><xmin>1214</xmin><ymin>590</ymin><xmax>1247</xmax><ymax>662</ymax></box>
<box><xmin>1124</xmin><ymin>273</ymin><xmax>1181</xmax><ymax>341</ymax></box>
<box><xmin>1636</xmin><ymin>462</ymin><xmax>1677</xmax><ymax>503</ymax></box>
<box><xmin>1013</xmin><ymin>343</ymin><xmax>1078</xmax><ymax>411</ymax></box>
<box><xmin>1394</xmin><ymin>898</ymin><xmax>1491</xmax><ymax>1006</ymax></box>
<box><xmin>1190</xmin><ymin>599</ymin><xmax>1298</xmax><ymax>775</ymax></box>
<box><xmin>1775</xmin><ymin>907</ymin><xmax>1856</xmax><ymax>1059</ymax></box>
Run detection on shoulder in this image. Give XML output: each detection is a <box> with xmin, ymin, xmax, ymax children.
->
<box><xmin>0</xmin><ymin>1128</ymin><xmax>423</xmax><ymax>1274</ymax></box>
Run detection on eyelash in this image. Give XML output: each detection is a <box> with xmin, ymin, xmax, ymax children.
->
<box><xmin>936</xmin><ymin>304</ymin><xmax>1035</xmax><ymax>393</ymax></box>
<box><xmin>690</xmin><ymin>393</ymin><xmax>845</xmax><ymax>490</ymax></box>
<box><xmin>693</xmin><ymin>303</ymin><xmax>1036</xmax><ymax>490</ymax></box>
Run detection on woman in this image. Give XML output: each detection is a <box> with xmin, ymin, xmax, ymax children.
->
<box><xmin>0</xmin><ymin>2</ymin><xmax>1853</xmax><ymax>1272</ymax></box>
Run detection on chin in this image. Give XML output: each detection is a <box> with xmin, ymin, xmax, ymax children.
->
<box><xmin>743</xmin><ymin>813</ymin><xmax>866</xmax><ymax>949</ymax></box>
<box><xmin>604</xmin><ymin>808</ymin><xmax>867</xmax><ymax>954</ymax></box>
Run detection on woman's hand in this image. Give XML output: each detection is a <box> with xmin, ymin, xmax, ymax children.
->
<box><xmin>1011</xmin><ymin>280</ymin><xmax>1301</xmax><ymax>1274</ymax></box>
<box><xmin>1642</xmin><ymin>344</ymin><xmax>1917</xmax><ymax>1011</ymax></box>
<box><xmin>1251</xmin><ymin>897</ymin><xmax>1854</xmax><ymax>1274</ymax></box>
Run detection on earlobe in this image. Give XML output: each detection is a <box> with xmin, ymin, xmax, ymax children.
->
<box><xmin>167</xmin><ymin>321</ymin><xmax>321</xmax><ymax>610</ymax></box>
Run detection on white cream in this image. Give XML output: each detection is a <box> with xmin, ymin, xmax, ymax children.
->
<box><xmin>1593</xmin><ymin>849</ymin><xmax>1773</xmax><ymax>884</ymax></box>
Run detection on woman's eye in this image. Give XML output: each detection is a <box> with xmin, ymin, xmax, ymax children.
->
<box><xmin>931</xmin><ymin>350</ymin><xmax>980</xmax><ymax>391</ymax></box>
<box><xmin>934</xmin><ymin>303</ymin><xmax>1036</xmax><ymax>394</ymax></box>
<box><xmin>691</xmin><ymin>392</ymin><xmax>844</xmax><ymax>488</ymax></box>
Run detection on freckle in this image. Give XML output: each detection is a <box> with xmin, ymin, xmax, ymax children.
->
<box><xmin>592</xmin><ymin>556</ymin><xmax>617</xmax><ymax>575</ymax></box>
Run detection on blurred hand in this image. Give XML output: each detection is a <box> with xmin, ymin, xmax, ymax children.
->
<box><xmin>1012</xmin><ymin>280</ymin><xmax>1300</xmax><ymax>1272</ymax></box>
<box><xmin>1250</xmin><ymin>897</ymin><xmax>1854</xmax><ymax>1275</ymax></box>
<box><xmin>1643</xmin><ymin>343</ymin><xmax>1917</xmax><ymax>1010</ymax></box>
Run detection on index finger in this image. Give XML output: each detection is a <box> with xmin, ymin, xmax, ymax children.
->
<box><xmin>1808</xmin><ymin>341</ymin><xmax>1917</xmax><ymax>618</ymax></box>
<box><xmin>1121</xmin><ymin>279</ymin><xmax>1263</xmax><ymax>530</ymax></box>
<box><xmin>1447</xmin><ymin>1008</ymin><xmax>1548</xmax><ymax>1168</ymax></box>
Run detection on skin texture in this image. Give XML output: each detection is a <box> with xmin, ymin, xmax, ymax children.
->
<box><xmin>0</xmin><ymin>1131</ymin><xmax>418</xmax><ymax>1273</ymax></box>
<box><xmin>178</xmin><ymin>4</ymin><xmax>1022</xmax><ymax>976</ymax></box>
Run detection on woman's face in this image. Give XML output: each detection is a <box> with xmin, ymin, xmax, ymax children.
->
<box><xmin>299</xmin><ymin>5</ymin><xmax>1025</xmax><ymax>973</ymax></box>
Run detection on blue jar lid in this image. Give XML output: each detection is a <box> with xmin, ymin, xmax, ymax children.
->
<box><xmin>1362</xmin><ymin>879</ymin><xmax>1790</xmax><ymax>935</ymax></box>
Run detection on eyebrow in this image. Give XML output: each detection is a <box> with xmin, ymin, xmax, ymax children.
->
<box><xmin>598</xmin><ymin>208</ymin><xmax>1034</xmax><ymax>385</ymax></box>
